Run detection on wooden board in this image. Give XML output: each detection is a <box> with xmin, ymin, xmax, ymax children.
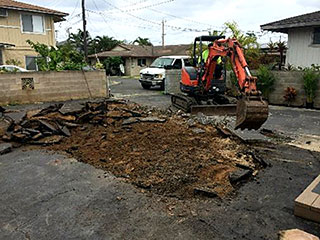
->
<box><xmin>294</xmin><ymin>175</ymin><xmax>320</xmax><ymax>223</ymax></box>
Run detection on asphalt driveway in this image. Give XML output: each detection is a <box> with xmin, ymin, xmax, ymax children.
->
<box><xmin>0</xmin><ymin>77</ymin><xmax>319</xmax><ymax>239</ymax></box>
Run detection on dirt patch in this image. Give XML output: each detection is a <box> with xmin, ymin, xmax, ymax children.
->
<box><xmin>45</xmin><ymin>103</ymin><xmax>260</xmax><ymax>199</ymax></box>
<box><xmin>1</xmin><ymin>100</ymin><xmax>262</xmax><ymax>199</ymax></box>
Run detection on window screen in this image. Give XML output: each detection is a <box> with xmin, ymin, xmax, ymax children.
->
<box><xmin>26</xmin><ymin>56</ymin><xmax>37</xmax><ymax>70</ymax></box>
<box><xmin>313</xmin><ymin>27</ymin><xmax>320</xmax><ymax>44</ymax></box>
<box><xmin>33</xmin><ymin>15</ymin><xmax>44</xmax><ymax>33</ymax></box>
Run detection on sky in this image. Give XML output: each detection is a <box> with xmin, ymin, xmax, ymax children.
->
<box><xmin>24</xmin><ymin>0</ymin><xmax>320</xmax><ymax>46</ymax></box>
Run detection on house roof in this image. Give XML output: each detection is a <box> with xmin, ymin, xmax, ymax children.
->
<box><xmin>0</xmin><ymin>0</ymin><xmax>68</xmax><ymax>21</ymax></box>
<box><xmin>90</xmin><ymin>44</ymin><xmax>191</xmax><ymax>58</ymax></box>
<box><xmin>261</xmin><ymin>10</ymin><xmax>320</xmax><ymax>33</ymax></box>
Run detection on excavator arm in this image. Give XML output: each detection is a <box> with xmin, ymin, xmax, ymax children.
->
<box><xmin>201</xmin><ymin>38</ymin><xmax>269</xmax><ymax>130</ymax></box>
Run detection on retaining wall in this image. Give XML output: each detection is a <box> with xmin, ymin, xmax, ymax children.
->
<box><xmin>0</xmin><ymin>70</ymin><xmax>108</xmax><ymax>105</ymax></box>
<box><xmin>165</xmin><ymin>69</ymin><xmax>320</xmax><ymax>108</ymax></box>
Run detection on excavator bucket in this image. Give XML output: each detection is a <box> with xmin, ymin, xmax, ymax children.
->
<box><xmin>235</xmin><ymin>97</ymin><xmax>269</xmax><ymax>130</ymax></box>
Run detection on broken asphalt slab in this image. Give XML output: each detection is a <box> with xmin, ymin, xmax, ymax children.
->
<box><xmin>0</xmin><ymin>143</ymin><xmax>12</xmax><ymax>155</ymax></box>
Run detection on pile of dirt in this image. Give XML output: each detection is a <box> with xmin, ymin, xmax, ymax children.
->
<box><xmin>1</xmin><ymin>100</ymin><xmax>264</xmax><ymax>199</ymax></box>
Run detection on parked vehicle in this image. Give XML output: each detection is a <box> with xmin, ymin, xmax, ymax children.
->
<box><xmin>0</xmin><ymin>65</ymin><xmax>28</xmax><ymax>72</ymax></box>
<box><xmin>139</xmin><ymin>56</ymin><xmax>191</xmax><ymax>90</ymax></box>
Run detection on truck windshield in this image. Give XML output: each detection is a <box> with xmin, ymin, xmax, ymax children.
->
<box><xmin>150</xmin><ymin>58</ymin><xmax>174</xmax><ymax>68</ymax></box>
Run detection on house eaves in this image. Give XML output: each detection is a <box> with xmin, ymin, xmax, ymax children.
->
<box><xmin>0</xmin><ymin>0</ymin><xmax>68</xmax><ymax>22</ymax></box>
<box><xmin>261</xmin><ymin>10</ymin><xmax>320</xmax><ymax>33</ymax></box>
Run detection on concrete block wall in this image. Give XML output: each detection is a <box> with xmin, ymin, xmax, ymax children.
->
<box><xmin>0</xmin><ymin>70</ymin><xmax>108</xmax><ymax>105</ymax></box>
<box><xmin>269</xmin><ymin>71</ymin><xmax>320</xmax><ymax>108</ymax></box>
<box><xmin>227</xmin><ymin>70</ymin><xmax>320</xmax><ymax>108</ymax></box>
<box><xmin>164</xmin><ymin>69</ymin><xmax>181</xmax><ymax>95</ymax></box>
<box><xmin>166</xmin><ymin>69</ymin><xmax>320</xmax><ymax>108</ymax></box>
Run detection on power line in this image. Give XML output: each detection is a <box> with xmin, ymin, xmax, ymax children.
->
<box><xmin>118</xmin><ymin>0</ymin><xmax>151</xmax><ymax>8</ymax></box>
<box><xmin>98</xmin><ymin>0</ymin><xmax>213</xmax><ymax>33</ymax></box>
<box><xmin>90</xmin><ymin>0</ymin><xmax>118</xmax><ymax>37</ymax></box>
<box><xmin>69</xmin><ymin>0</ymin><xmax>80</xmax><ymax>19</ymax></box>
<box><xmin>148</xmin><ymin>8</ymin><xmax>220</xmax><ymax>30</ymax></box>
<box><xmin>100</xmin><ymin>0</ymin><xmax>161</xmax><ymax>25</ymax></box>
<box><xmin>87</xmin><ymin>9</ymin><xmax>158</xmax><ymax>33</ymax></box>
<box><xmin>105</xmin><ymin>0</ymin><xmax>175</xmax><ymax>14</ymax></box>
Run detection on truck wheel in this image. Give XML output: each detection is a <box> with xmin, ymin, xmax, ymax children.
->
<box><xmin>160</xmin><ymin>82</ymin><xmax>165</xmax><ymax>90</ymax></box>
<box><xmin>141</xmin><ymin>84</ymin><xmax>151</xmax><ymax>89</ymax></box>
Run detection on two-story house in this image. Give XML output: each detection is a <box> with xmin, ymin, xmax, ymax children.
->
<box><xmin>0</xmin><ymin>0</ymin><xmax>67</xmax><ymax>70</ymax></box>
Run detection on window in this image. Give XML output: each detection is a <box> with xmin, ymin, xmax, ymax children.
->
<box><xmin>138</xmin><ymin>58</ymin><xmax>146</xmax><ymax>67</ymax></box>
<box><xmin>150</xmin><ymin>58</ymin><xmax>174</xmax><ymax>68</ymax></box>
<box><xmin>0</xmin><ymin>8</ymin><xmax>8</xmax><ymax>17</ymax></box>
<box><xmin>25</xmin><ymin>56</ymin><xmax>38</xmax><ymax>70</ymax></box>
<box><xmin>172</xmin><ymin>59</ymin><xmax>182</xmax><ymax>69</ymax></box>
<box><xmin>22</xmin><ymin>14</ymin><xmax>44</xmax><ymax>33</ymax></box>
<box><xmin>184</xmin><ymin>58</ymin><xmax>193</xmax><ymax>67</ymax></box>
<box><xmin>313</xmin><ymin>27</ymin><xmax>320</xmax><ymax>44</ymax></box>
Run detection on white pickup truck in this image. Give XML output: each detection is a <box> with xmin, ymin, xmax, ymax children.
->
<box><xmin>139</xmin><ymin>56</ymin><xmax>191</xmax><ymax>89</ymax></box>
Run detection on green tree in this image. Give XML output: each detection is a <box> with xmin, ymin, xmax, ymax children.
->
<box><xmin>90</xmin><ymin>35</ymin><xmax>120</xmax><ymax>54</ymax></box>
<box><xmin>276</xmin><ymin>40</ymin><xmax>287</xmax><ymax>70</ymax></box>
<box><xmin>27</xmin><ymin>40</ymin><xmax>85</xmax><ymax>71</ymax></box>
<box><xmin>68</xmin><ymin>29</ymin><xmax>92</xmax><ymax>54</ymax></box>
<box><xmin>222</xmin><ymin>21</ymin><xmax>260</xmax><ymax>68</ymax></box>
<box><xmin>132</xmin><ymin>37</ymin><xmax>152</xmax><ymax>46</ymax></box>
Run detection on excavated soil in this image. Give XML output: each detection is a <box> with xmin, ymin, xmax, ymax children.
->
<box><xmin>45</xmin><ymin>102</ymin><xmax>259</xmax><ymax>199</ymax></box>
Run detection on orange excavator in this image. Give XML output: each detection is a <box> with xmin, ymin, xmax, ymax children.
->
<box><xmin>171</xmin><ymin>36</ymin><xmax>269</xmax><ymax>130</ymax></box>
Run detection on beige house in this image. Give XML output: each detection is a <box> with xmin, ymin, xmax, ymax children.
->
<box><xmin>89</xmin><ymin>44</ymin><xmax>190</xmax><ymax>76</ymax></box>
<box><xmin>0</xmin><ymin>0</ymin><xmax>67</xmax><ymax>69</ymax></box>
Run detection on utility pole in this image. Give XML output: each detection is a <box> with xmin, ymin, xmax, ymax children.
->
<box><xmin>162</xmin><ymin>19</ymin><xmax>166</xmax><ymax>48</ymax></box>
<box><xmin>82</xmin><ymin>0</ymin><xmax>88</xmax><ymax>63</ymax></box>
<box><xmin>66</xmin><ymin>27</ymin><xmax>72</xmax><ymax>39</ymax></box>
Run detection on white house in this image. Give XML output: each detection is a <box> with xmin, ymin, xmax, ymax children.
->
<box><xmin>261</xmin><ymin>11</ymin><xmax>320</xmax><ymax>68</ymax></box>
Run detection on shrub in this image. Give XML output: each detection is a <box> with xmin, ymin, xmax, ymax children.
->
<box><xmin>103</xmin><ymin>57</ymin><xmax>123</xmax><ymax>75</ymax></box>
<box><xmin>283</xmin><ymin>87</ymin><xmax>297</xmax><ymax>106</ymax></box>
<box><xmin>303</xmin><ymin>69</ymin><xmax>319</xmax><ymax>103</ymax></box>
<box><xmin>27</xmin><ymin>40</ymin><xmax>85</xmax><ymax>71</ymax></box>
<box><xmin>256</xmin><ymin>65</ymin><xmax>276</xmax><ymax>99</ymax></box>
<box><xmin>5</xmin><ymin>59</ymin><xmax>22</xmax><ymax>66</ymax></box>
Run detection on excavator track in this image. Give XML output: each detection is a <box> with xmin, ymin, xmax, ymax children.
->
<box><xmin>235</xmin><ymin>96</ymin><xmax>269</xmax><ymax>130</ymax></box>
<box><xmin>171</xmin><ymin>93</ymin><xmax>197</xmax><ymax>113</ymax></box>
